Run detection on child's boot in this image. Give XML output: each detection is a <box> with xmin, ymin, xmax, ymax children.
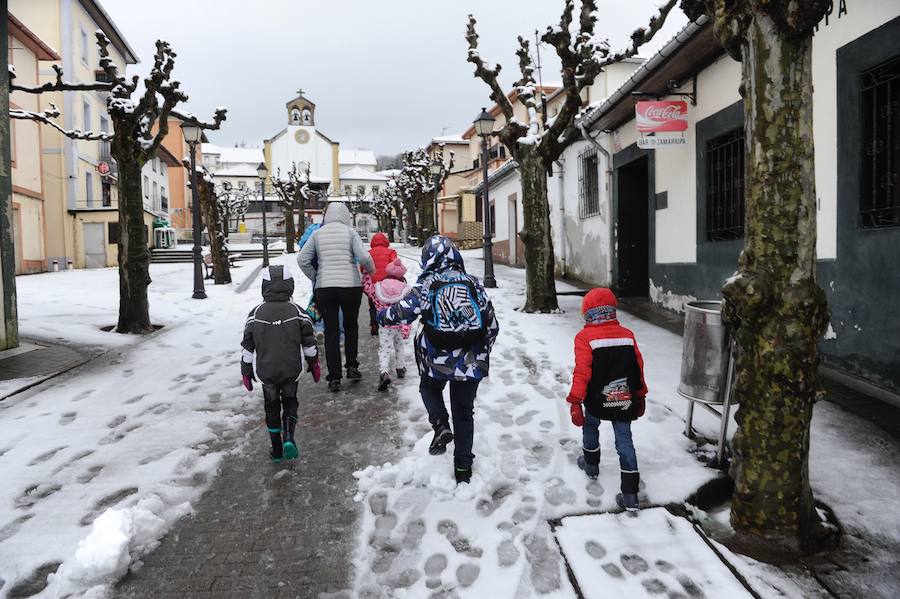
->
<box><xmin>454</xmin><ymin>462</ymin><xmax>472</xmax><ymax>484</ymax></box>
<box><xmin>429</xmin><ymin>418</ymin><xmax>454</xmax><ymax>455</ymax></box>
<box><xmin>378</xmin><ymin>372</ymin><xmax>391</xmax><ymax>392</ymax></box>
<box><xmin>577</xmin><ymin>446</ymin><xmax>600</xmax><ymax>479</ymax></box>
<box><xmin>616</xmin><ymin>470</ymin><xmax>640</xmax><ymax>512</ymax></box>
<box><xmin>282</xmin><ymin>414</ymin><xmax>299</xmax><ymax>460</ymax></box>
<box><xmin>396</xmin><ymin>367</ymin><xmax>406</xmax><ymax>379</ymax></box>
<box><xmin>268</xmin><ymin>426</ymin><xmax>283</xmax><ymax>463</ymax></box>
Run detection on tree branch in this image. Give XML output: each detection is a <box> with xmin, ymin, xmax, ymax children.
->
<box><xmin>10</xmin><ymin>104</ymin><xmax>111</xmax><ymax>141</ymax></box>
<box><xmin>466</xmin><ymin>14</ymin><xmax>516</xmax><ymax>124</ymax></box>
<box><xmin>9</xmin><ymin>63</ymin><xmax>114</xmax><ymax>94</ymax></box>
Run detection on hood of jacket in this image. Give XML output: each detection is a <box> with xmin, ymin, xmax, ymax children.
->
<box><xmin>323</xmin><ymin>202</ymin><xmax>352</xmax><ymax>226</ymax></box>
<box><xmin>582</xmin><ymin>287</ymin><xmax>618</xmax><ymax>324</ymax></box>
<box><xmin>376</xmin><ymin>278</ymin><xmax>410</xmax><ymax>305</ymax></box>
<box><xmin>370</xmin><ymin>232</ymin><xmax>390</xmax><ymax>249</ymax></box>
<box><xmin>420</xmin><ymin>235</ymin><xmax>465</xmax><ymax>276</ymax></box>
<box><xmin>261</xmin><ymin>265</ymin><xmax>294</xmax><ymax>301</ymax></box>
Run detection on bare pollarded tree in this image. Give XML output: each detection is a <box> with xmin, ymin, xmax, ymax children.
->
<box><xmin>393</xmin><ymin>148</ymin><xmax>435</xmax><ymax>245</ymax></box>
<box><xmin>10</xmin><ymin>33</ymin><xmax>225</xmax><ymax>333</ymax></box>
<box><xmin>680</xmin><ymin>0</ymin><xmax>835</xmax><ymax>556</ymax></box>
<box><xmin>466</xmin><ymin>0</ymin><xmax>677</xmax><ymax>311</ymax></box>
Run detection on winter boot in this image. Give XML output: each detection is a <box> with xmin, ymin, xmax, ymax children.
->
<box><xmin>268</xmin><ymin>426</ymin><xmax>283</xmax><ymax>464</ymax></box>
<box><xmin>396</xmin><ymin>367</ymin><xmax>407</xmax><ymax>379</ymax></box>
<box><xmin>455</xmin><ymin>464</ymin><xmax>472</xmax><ymax>484</ymax></box>
<box><xmin>282</xmin><ymin>414</ymin><xmax>299</xmax><ymax>460</ymax></box>
<box><xmin>617</xmin><ymin>470</ymin><xmax>640</xmax><ymax>512</ymax></box>
<box><xmin>346</xmin><ymin>366</ymin><xmax>362</xmax><ymax>381</ymax></box>
<box><xmin>577</xmin><ymin>446</ymin><xmax>600</xmax><ymax>479</ymax></box>
<box><xmin>378</xmin><ymin>372</ymin><xmax>391</xmax><ymax>392</ymax></box>
<box><xmin>328</xmin><ymin>379</ymin><xmax>342</xmax><ymax>393</ymax></box>
<box><xmin>429</xmin><ymin>419</ymin><xmax>454</xmax><ymax>455</ymax></box>
<box><xmin>371</xmin><ymin>323</ymin><xmax>379</xmax><ymax>336</ymax></box>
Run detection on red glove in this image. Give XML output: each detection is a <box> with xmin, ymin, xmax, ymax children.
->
<box><xmin>567</xmin><ymin>397</ymin><xmax>584</xmax><ymax>427</ymax></box>
<box><xmin>242</xmin><ymin>375</ymin><xmax>253</xmax><ymax>392</ymax></box>
<box><xmin>308</xmin><ymin>359</ymin><xmax>321</xmax><ymax>383</ymax></box>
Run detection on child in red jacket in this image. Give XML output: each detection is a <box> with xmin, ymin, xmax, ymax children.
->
<box><xmin>566</xmin><ymin>288</ymin><xmax>647</xmax><ymax>512</ymax></box>
<box><xmin>366</xmin><ymin>233</ymin><xmax>398</xmax><ymax>335</ymax></box>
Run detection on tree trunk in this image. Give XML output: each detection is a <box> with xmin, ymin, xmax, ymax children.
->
<box><xmin>419</xmin><ymin>192</ymin><xmax>435</xmax><ymax>242</ymax></box>
<box><xmin>722</xmin><ymin>13</ymin><xmax>830</xmax><ymax>555</ymax></box>
<box><xmin>283</xmin><ymin>203</ymin><xmax>296</xmax><ymax>254</ymax></box>
<box><xmin>115</xmin><ymin>160</ymin><xmax>153</xmax><ymax>333</ymax></box>
<box><xmin>405</xmin><ymin>199</ymin><xmax>418</xmax><ymax>245</ymax></box>
<box><xmin>296</xmin><ymin>193</ymin><xmax>307</xmax><ymax>240</ymax></box>
<box><xmin>200</xmin><ymin>182</ymin><xmax>230</xmax><ymax>285</ymax></box>
<box><xmin>517</xmin><ymin>147</ymin><xmax>559</xmax><ymax>312</ymax></box>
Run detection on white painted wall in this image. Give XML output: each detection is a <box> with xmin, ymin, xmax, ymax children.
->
<box><xmin>811</xmin><ymin>0</ymin><xmax>900</xmax><ymax>260</ymax></box>
<box><xmin>141</xmin><ymin>157</ymin><xmax>170</xmax><ymax>216</ymax></box>
<box><xmin>269</xmin><ymin>126</ymin><xmax>333</xmax><ymax>185</ymax></box>
<box><xmin>487</xmin><ymin>171</ymin><xmax>522</xmax><ymax>244</ymax></box>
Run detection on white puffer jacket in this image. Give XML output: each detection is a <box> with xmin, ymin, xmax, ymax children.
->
<box><xmin>297</xmin><ymin>202</ymin><xmax>375</xmax><ymax>288</ymax></box>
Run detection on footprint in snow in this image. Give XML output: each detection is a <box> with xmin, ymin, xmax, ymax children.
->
<box><xmin>107</xmin><ymin>414</ymin><xmax>127</xmax><ymax>428</ymax></box>
<box><xmin>71</xmin><ymin>389</ymin><xmax>93</xmax><ymax>402</ymax></box>
<box><xmin>369</xmin><ymin>539</ymin><xmax>400</xmax><ymax>574</ymax></box>
<box><xmin>602</xmin><ymin>562</ymin><xmax>624</xmax><ymax>578</ymax></box>
<box><xmin>14</xmin><ymin>483</ymin><xmax>62</xmax><ymax>509</ymax></box>
<box><xmin>58</xmin><ymin>411</ymin><xmax>77</xmax><ymax>425</ymax></box>
<box><xmin>79</xmin><ymin>487</ymin><xmax>139</xmax><ymax>526</ymax></box>
<box><xmin>123</xmin><ymin>393</ymin><xmax>147</xmax><ymax>404</ymax></box>
<box><xmin>401</xmin><ymin>518</ymin><xmax>426</xmax><ymax>549</ymax></box>
<box><xmin>476</xmin><ymin>486</ymin><xmax>512</xmax><ymax>517</ymax></box>
<box><xmin>524</xmin><ymin>534</ymin><xmax>562</xmax><ymax>593</ymax></box>
<box><xmin>620</xmin><ymin>553</ymin><xmax>650</xmax><ymax>575</ymax></box>
<box><xmin>456</xmin><ymin>563</ymin><xmax>480</xmax><ymax>587</ymax></box>
<box><xmin>514</xmin><ymin>410</ymin><xmax>540</xmax><ymax>426</ymax></box>
<box><xmin>0</xmin><ymin>514</ymin><xmax>34</xmax><ymax>542</ymax></box>
<box><xmin>368</xmin><ymin>492</ymin><xmax>388</xmax><ymax>516</ymax></box>
<box><xmin>424</xmin><ymin>553</ymin><xmax>447</xmax><ymax>577</ymax></box>
<box><xmin>27</xmin><ymin>446</ymin><xmax>67</xmax><ymax>466</ymax></box>
<box><xmin>122</xmin><ymin>369</ymin><xmax>134</xmax><ymax>378</ymax></box>
<box><xmin>52</xmin><ymin>449</ymin><xmax>94</xmax><ymax>474</ymax></box>
<box><xmin>585</xmin><ymin>540</ymin><xmax>607</xmax><ymax>559</ymax></box>
<box><xmin>543</xmin><ymin>478</ymin><xmax>576</xmax><ymax>506</ymax></box>
<box><xmin>76</xmin><ymin>464</ymin><xmax>104</xmax><ymax>484</ymax></box>
<box><xmin>497</xmin><ymin>539</ymin><xmax>520</xmax><ymax>567</ymax></box>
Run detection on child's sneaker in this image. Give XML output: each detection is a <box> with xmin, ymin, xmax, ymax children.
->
<box><xmin>616</xmin><ymin>493</ymin><xmax>640</xmax><ymax>512</ymax></box>
<box><xmin>455</xmin><ymin>465</ymin><xmax>472</xmax><ymax>484</ymax></box>
<box><xmin>577</xmin><ymin>455</ymin><xmax>599</xmax><ymax>479</ymax></box>
<box><xmin>377</xmin><ymin>372</ymin><xmax>391</xmax><ymax>392</ymax></box>
<box><xmin>396</xmin><ymin>367</ymin><xmax>406</xmax><ymax>379</ymax></box>
<box><xmin>328</xmin><ymin>379</ymin><xmax>342</xmax><ymax>393</ymax></box>
<box><xmin>346</xmin><ymin>366</ymin><xmax>362</xmax><ymax>381</ymax></box>
<box><xmin>429</xmin><ymin>419</ymin><xmax>453</xmax><ymax>455</ymax></box>
<box><xmin>282</xmin><ymin>440</ymin><xmax>299</xmax><ymax>460</ymax></box>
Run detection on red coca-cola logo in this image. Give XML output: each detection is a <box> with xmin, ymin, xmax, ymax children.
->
<box><xmin>636</xmin><ymin>101</ymin><xmax>689</xmax><ymax>133</ymax></box>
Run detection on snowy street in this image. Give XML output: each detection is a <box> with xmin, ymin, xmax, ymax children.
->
<box><xmin>0</xmin><ymin>249</ymin><xmax>896</xmax><ymax>598</ymax></box>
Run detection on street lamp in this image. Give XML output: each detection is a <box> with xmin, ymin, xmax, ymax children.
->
<box><xmin>181</xmin><ymin>121</ymin><xmax>206</xmax><ymax>299</ymax></box>
<box><xmin>256</xmin><ymin>162</ymin><xmax>269</xmax><ymax>267</ymax></box>
<box><xmin>474</xmin><ymin>107</ymin><xmax>497</xmax><ymax>288</ymax></box>
<box><xmin>429</xmin><ymin>158</ymin><xmax>443</xmax><ymax>235</ymax></box>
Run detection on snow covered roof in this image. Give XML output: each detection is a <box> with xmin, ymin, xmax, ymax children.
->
<box><xmin>430</xmin><ymin>135</ymin><xmax>467</xmax><ymax>144</ymax></box>
<box><xmin>472</xmin><ymin>160</ymin><xmax>518</xmax><ymax>195</ymax></box>
<box><xmin>79</xmin><ymin>0</ymin><xmax>139</xmax><ymax>64</ymax></box>
<box><xmin>338</xmin><ymin>149</ymin><xmax>377</xmax><ymax>167</ymax></box>
<box><xmin>211</xmin><ymin>164</ymin><xmax>259</xmax><ymax>178</ymax></box>
<box><xmin>339</xmin><ymin>166</ymin><xmax>389</xmax><ymax>182</ymax></box>
<box><xmin>376</xmin><ymin>169</ymin><xmax>401</xmax><ymax>178</ymax></box>
<box><xmin>202</xmin><ymin>144</ymin><xmax>264</xmax><ymax>165</ymax></box>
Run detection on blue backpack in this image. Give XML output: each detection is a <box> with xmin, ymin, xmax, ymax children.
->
<box><xmin>422</xmin><ymin>275</ymin><xmax>488</xmax><ymax>350</ymax></box>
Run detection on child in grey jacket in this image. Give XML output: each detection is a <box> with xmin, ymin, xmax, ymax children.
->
<box><xmin>241</xmin><ymin>265</ymin><xmax>321</xmax><ymax>463</ymax></box>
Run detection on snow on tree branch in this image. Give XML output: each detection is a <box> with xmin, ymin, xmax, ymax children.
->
<box><xmin>10</xmin><ymin>103</ymin><xmax>111</xmax><ymax>141</ymax></box>
<box><xmin>8</xmin><ymin>62</ymin><xmax>114</xmax><ymax>94</ymax></box>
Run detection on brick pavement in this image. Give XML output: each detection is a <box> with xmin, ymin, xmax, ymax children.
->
<box><xmin>115</xmin><ymin>303</ymin><xmax>403</xmax><ymax>599</ymax></box>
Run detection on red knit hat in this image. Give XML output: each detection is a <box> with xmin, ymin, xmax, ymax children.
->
<box><xmin>582</xmin><ymin>288</ymin><xmax>617</xmax><ymax>314</ymax></box>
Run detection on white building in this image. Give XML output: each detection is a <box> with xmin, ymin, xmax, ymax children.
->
<box><xmin>542</xmin><ymin>5</ymin><xmax>900</xmax><ymax>394</ymax></box>
<box><xmin>140</xmin><ymin>146</ymin><xmax>178</xmax><ymax>220</ymax></box>
<box><xmin>201</xmin><ymin>144</ymin><xmax>264</xmax><ymax>190</ymax></box>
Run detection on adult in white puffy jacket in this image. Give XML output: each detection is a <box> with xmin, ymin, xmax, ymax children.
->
<box><xmin>298</xmin><ymin>203</ymin><xmax>375</xmax><ymax>391</ymax></box>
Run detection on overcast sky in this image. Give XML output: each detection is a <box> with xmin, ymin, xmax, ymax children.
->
<box><xmin>102</xmin><ymin>0</ymin><xmax>687</xmax><ymax>155</ymax></box>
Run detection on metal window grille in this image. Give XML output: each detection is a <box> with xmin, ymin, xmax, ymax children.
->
<box><xmin>578</xmin><ymin>148</ymin><xmax>601</xmax><ymax>218</ymax></box>
<box><xmin>860</xmin><ymin>55</ymin><xmax>900</xmax><ymax>229</ymax></box>
<box><xmin>705</xmin><ymin>128</ymin><xmax>745</xmax><ymax>241</ymax></box>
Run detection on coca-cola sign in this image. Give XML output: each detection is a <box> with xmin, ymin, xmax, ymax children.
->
<box><xmin>636</xmin><ymin>100</ymin><xmax>688</xmax><ymax>133</ymax></box>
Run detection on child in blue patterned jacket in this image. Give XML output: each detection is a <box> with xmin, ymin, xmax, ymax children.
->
<box><xmin>379</xmin><ymin>235</ymin><xmax>499</xmax><ymax>484</ymax></box>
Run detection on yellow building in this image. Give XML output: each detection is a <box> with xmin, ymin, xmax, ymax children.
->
<box><xmin>10</xmin><ymin>0</ymin><xmax>145</xmax><ymax>269</ymax></box>
<box><xmin>8</xmin><ymin>13</ymin><xmax>60</xmax><ymax>274</ymax></box>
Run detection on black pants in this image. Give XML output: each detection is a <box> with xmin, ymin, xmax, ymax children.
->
<box><xmin>314</xmin><ymin>286</ymin><xmax>363</xmax><ymax>381</ymax></box>
<box><xmin>368</xmin><ymin>297</ymin><xmax>377</xmax><ymax>328</ymax></box>
<box><xmin>262</xmin><ymin>381</ymin><xmax>298</xmax><ymax>440</ymax></box>
<box><xmin>419</xmin><ymin>377</ymin><xmax>480</xmax><ymax>468</ymax></box>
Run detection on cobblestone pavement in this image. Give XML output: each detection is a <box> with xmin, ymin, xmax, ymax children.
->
<box><xmin>115</xmin><ymin>304</ymin><xmax>402</xmax><ymax>599</ymax></box>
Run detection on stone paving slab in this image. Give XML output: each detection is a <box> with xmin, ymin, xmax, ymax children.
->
<box><xmin>115</xmin><ymin>304</ymin><xmax>402</xmax><ymax>599</ymax></box>
<box><xmin>0</xmin><ymin>339</ymin><xmax>90</xmax><ymax>400</ymax></box>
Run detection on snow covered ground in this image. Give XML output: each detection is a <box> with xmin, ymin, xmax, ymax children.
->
<box><xmin>0</xmin><ymin>258</ymin><xmax>302</xmax><ymax>598</ymax></box>
<box><xmin>2</xmin><ymin>244</ymin><xmax>898</xmax><ymax>599</ymax></box>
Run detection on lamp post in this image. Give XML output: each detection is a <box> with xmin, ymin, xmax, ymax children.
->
<box><xmin>181</xmin><ymin>121</ymin><xmax>206</xmax><ymax>299</ymax></box>
<box><xmin>256</xmin><ymin>162</ymin><xmax>269</xmax><ymax>267</ymax></box>
<box><xmin>429</xmin><ymin>158</ymin><xmax>442</xmax><ymax>236</ymax></box>
<box><xmin>474</xmin><ymin>108</ymin><xmax>497</xmax><ymax>288</ymax></box>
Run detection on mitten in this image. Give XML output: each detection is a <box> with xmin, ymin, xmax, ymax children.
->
<box><xmin>308</xmin><ymin>359</ymin><xmax>321</xmax><ymax>383</ymax></box>
<box><xmin>242</xmin><ymin>375</ymin><xmax>253</xmax><ymax>392</ymax></box>
<box><xmin>567</xmin><ymin>397</ymin><xmax>585</xmax><ymax>427</ymax></box>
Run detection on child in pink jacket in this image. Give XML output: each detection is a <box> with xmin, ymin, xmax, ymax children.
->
<box><xmin>364</xmin><ymin>258</ymin><xmax>412</xmax><ymax>391</ymax></box>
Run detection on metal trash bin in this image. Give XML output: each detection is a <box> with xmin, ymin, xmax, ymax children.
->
<box><xmin>677</xmin><ymin>301</ymin><xmax>737</xmax><ymax>467</ymax></box>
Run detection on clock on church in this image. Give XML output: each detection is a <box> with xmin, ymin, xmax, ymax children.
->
<box><xmin>294</xmin><ymin>129</ymin><xmax>310</xmax><ymax>144</ymax></box>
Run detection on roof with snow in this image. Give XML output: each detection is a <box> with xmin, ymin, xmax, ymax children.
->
<box><xmin>79</xmin><ymin>0</ymin><xmax>139</xmax><ymax>64</ymax></box>
<box><xmin>577</xmin><ymin>16</ymin><xmax>716</xmax><ymax>132</ymax></box>
<box><xmin>339</xmin><ymin>166</ymin><xmax>389</xmax><ymax>182</ymax></box>
<box><xmin>376</xmin><ymin>169</ymin><xmax>401</xmax><ymax>178</ymax></box>
<box><xmin>473</xmin><ymin>159</ymin><xmax>518</xmax><ymax>195</ymax></box>
<box><xmin>430</xmin><ymin>135</ymin><xmax>468</xmax><ymax>144</ymax></box>
<box><xmin>211</xmin><ymin>165</ymin><xmax>259</xmax><ymax>178</ymax></box>
<box><xmin>202</xmin><ymin>144</ymin><xmax>264</xmax><ymax>166</ymax></box>
<box><xmin>338</xmin><ymin>149</ymin><xmax>377</xmax><ymax>167</ymax></box>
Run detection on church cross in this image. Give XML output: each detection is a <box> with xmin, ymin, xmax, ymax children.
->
<box><xmin>296</xmin><ymin>88</ymin><xmax>305</xmax><ymax>97</ymax></box>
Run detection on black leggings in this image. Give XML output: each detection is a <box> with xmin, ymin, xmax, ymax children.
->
<box><xmin>314</xmin><ymin>286</ymin><xmax>363</xmax><ymax>381</ymax></box>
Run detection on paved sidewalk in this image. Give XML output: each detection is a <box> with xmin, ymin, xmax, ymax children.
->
<box><xmin>115</xmin><ymin>304</ymin><xmax>402</xmax><ymax>599</ymax></box>
<box><xmin>0</xmin><ymin>339</ymin><xmax>91</xmax><ymax>400</ymax></box>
